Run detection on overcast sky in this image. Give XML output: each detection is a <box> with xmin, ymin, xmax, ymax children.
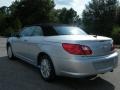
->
<box><xmin>0</xmin><ymin>0</ymin><xmax>91</xmax><ymax>16</ymax></box>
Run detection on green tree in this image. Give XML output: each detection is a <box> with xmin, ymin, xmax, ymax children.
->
<box><xmin>82</xmin><ymin>0</ymin><xmax>118</xmax><ymax>36</ymax></box>
<box><xmin>0</xmin><ymin>5</ymin><xmax>22</xmax><ymax>36</ymax></box>
<box><xmin>57</xmin><ymin>8</ymin><xmax>79</xmax><ymax>24</ymax></box>
<box><xmin>0</xmin><ymin>6</ymin><xmax>9</xmax><ymax>35</ymax></box>
<box><xmin>116</xmin><ymin>6</ymin><xmax>120</xmax><ymax>26</ymax></box>
<box><xmin>0</xmin><ymin>0</ymin><xmax>81</xmax><ymax>36</ymax></box>
<box><xmin>10</xmin><ymin>0</ymin><xmax>55</xmax><ymax>25</ymax></box>
<box><xmin>57</xmin><ymin>8</ymin><xmax>68</xmax><ymax>23</ymax></box>
<box><xmin>0</xmin><ymin>6</ymin><xmax>10</xmax><ymax>16</ymax></box>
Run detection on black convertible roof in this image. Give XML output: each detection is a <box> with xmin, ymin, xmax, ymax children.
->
<box><xmin>25</xmin><ymin>23</ymin><xmax>76</xmax><ymax>27</ymax></box>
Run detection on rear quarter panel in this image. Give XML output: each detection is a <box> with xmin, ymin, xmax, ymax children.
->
<box><xmin>39</xmin><ymin>40</ymin><xmax>84</xmax><ymax>75</ymax></box>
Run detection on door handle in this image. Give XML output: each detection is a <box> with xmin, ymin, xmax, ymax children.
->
<box><xmin>24</xmin><ymin>40</ymin><xmax>28</xmax><ymax>42</ymax></box>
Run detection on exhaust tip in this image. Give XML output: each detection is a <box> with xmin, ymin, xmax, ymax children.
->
<box><xmin>110</xmin><ymin>70</ymin><xmax>113</xmax><ymax>72</ymax></box>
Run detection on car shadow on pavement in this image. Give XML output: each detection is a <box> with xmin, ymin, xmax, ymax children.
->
<box><xmin>0</xmin><ymin>56</ymin><xmax>115</xmax><ymax>90</ymax></box>
<box><xmin>53</xmin><ymin>77</ymin><xmax>115</xmax><ymax>90</ymax></box>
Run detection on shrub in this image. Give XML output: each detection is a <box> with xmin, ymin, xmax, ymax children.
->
<box><xmin>111</xmin><ymin>26</ymin><xmax>120</xmax><ymax>44</ymax></box>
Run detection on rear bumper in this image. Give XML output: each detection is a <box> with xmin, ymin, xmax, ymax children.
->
<box><xmin>56</xmin><ymin>52</ymin><xmax>118</xmax><ymax>77</ymax></box>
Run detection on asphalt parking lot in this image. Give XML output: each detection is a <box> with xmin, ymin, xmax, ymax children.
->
<box><xmin>0</xmin><ymin>38</ymin><xmax>120</xmax><ymax>90</ymax></box>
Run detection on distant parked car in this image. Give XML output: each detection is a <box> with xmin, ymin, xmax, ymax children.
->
<box><xmin>7</xmin><ymin>24</ymin><xmax>118</xmax><ymax>81</ymax></box>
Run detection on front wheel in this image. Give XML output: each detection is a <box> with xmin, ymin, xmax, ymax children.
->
<box><xmin>39</xmin><ymin>55</ymin><xmax>56</xmax><ymax>81</ymax></box>
<box><xmin>7</xmin><ymin>45</ymin><xmax>15</xmax><ymax>59</ymax></box>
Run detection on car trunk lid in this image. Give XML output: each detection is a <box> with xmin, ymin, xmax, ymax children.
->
<box><xmin>78</xmin><ymin>39</ymin><xmax>113</xmax><ymax>56</ymax></box>
<box><xmin>45</xmin><ymin>35</ymin><xmax>113</xmax><ymax>56</ymax></box>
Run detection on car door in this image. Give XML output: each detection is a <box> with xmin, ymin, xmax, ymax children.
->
<box><xmin>25</xmin><ymin>26</ymin><xmax>44</xmax><ymax>62</ymax></box>
<box><xmin>12</xmin><ymin>27</ymin><xmax>34</xmax><ymax>58</ymax></box>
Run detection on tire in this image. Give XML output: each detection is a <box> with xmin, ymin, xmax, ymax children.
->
<box><xmin>39</xmin><ymin>55</ymin><xmax>56</xmax><ymax>81</ymax></box>
<box><xmin>7</xmin><ymin>45</ymin><xmax>15</xmax><ymax>60</ymax></box>
<box><xmin>86</xmin><ymin>75</ymin><xmax>98</xmax><ymax>80</ymax></box>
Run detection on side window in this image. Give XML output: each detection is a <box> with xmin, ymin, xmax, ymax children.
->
<box><xmin>20</xmin><ymin>27</ymin><xmax>33</xmax><ymax>37</ymax></box>
<box><xmin>32</xmin><ymin>26</ymin><xmax>43</xmax><ymax>36</ymax></box>
<box><xmin>41</xmin><ymin>26</ymin><xmax>57</xmax><ymax>36</ymax></box>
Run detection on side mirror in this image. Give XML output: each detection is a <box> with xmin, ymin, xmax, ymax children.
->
<box><xmin>7</xmin><ymin>33</ymin><xmax>16</xmax><ymax>37</ymax></box>
<box><xmin>15</xmin><ymin>33</ymin><xmax>21</xmax><ymax>38</ymax></box>
<box><xmin>7</xmin><ymin>33</ymin><xmax>13</xmax><ymax>37</ymax></box>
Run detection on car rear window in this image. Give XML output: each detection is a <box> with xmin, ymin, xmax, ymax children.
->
<box><xmin>41</xmin><ymin>26</ymin><xmax>87</xmax><ymax>36</ymax></box>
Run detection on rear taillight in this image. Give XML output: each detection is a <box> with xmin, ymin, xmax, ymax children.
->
<box><xmin>62</xmin><ymin>43</ymin><xmax>92</xmax><ymax>55</ymax></box>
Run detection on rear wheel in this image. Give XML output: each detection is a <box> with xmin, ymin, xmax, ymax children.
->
<box><xmin>7</xmin><ymin>45</ymin><xmax>15</xmax><ymax>59</ymax></box>
<box><xmin>39</xmin><ymin>55</ymin><xmax>56</xmax><ymax>81</ymax></box>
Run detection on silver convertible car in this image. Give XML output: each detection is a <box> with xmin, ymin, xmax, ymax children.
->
<box><xmin>7</xmin><ymin>24</ymin><xmax>118</xmax><ymax>81</ymax></box>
